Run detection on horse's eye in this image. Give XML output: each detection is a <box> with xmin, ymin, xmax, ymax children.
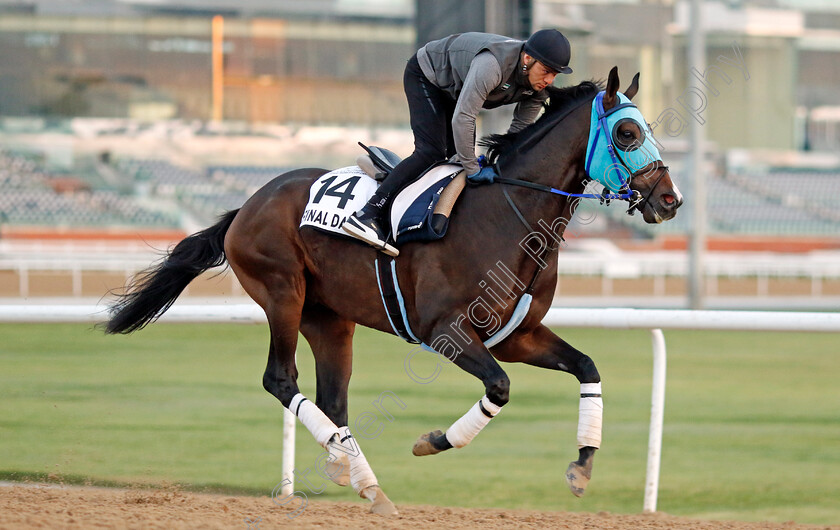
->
<box><xmin>613</xmin><ymin>118</ymin><xmax>644</xmax><ymax>151</ymax></box>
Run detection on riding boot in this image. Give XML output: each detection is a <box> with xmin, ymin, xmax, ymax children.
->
<box><xmin>342</xmin><ymin>190</ymin><xmax>399</xmax><ymax>257</ymax></box>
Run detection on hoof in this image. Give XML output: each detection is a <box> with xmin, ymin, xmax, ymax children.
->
<box><xmin>412</xmin><ymin>430</ymin><xmax>445</xmax><ymax>456</ymax></box>
<box><xmin>565</xmin><ymin>447</ymin><xmax>596</xmax><ymax>497</ymax></box>
<box><xmin>361</xmin><ymin>485</ymin><xmax>398</xmax><ymax>516</ymax></box>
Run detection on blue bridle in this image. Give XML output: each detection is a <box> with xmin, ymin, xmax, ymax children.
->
<box><xmin>498</xmin><ymin>90</ymin><xmax>662</xmax><ymax>208</ymax></box>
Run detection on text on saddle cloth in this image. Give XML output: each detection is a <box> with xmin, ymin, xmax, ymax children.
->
<box><xmin>300</xmin><ymin>166</ymin><xmax>378</xmax><ymax>235</ymax></box>
<box><xmin>299</xmin><ymin>164</ymin><xmax>466</xmax><ymax>245</ymax></box>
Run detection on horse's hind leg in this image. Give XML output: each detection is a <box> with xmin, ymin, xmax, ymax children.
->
<box><xmin>299</xmin><ymin>306</ymin><xmax>397</xmax><ymax>516</ymax></box>
<box><xmin>228</xmin><ymin>231</ymin><xmax>394</xmax><ymax>514</ymax></box>
<box><xmin>257</xmin><ymin>294</ymin><xmax>346</xmax><ymax>492</ymax></box>
<box><xmin>300</xmin><ymin>307</ymin><xmax>354</xmax><ymax>426</ymax></box>
<box><xmin>495</xmin><ymin>324</ymin><xmax>602</xmax><ymax>497</ymax></box>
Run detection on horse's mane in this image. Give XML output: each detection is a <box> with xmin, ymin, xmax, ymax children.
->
<box><xmin>480</xmin><ymin>80</ymin><xmax>603</xmax><ymax>164</ymax></box>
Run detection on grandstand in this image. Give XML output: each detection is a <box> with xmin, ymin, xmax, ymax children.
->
<box><xmin>0</xmin><ymin>150</ymin><xmax>179</xmax><ymax>228</ymax></box>
<box><xmin>116</xmin><ymin>160</ymin><xmax>291</xmax><ymax>220</ymax></box>
<box><xmin>210</xmin><ymin>165</ymin><xmax>290</xmax><ymax>193</ymax></box>
<box><xmin>2</xmin><ymin>145</ymin><xmax>840</xmax><ymax>237</ymax></box>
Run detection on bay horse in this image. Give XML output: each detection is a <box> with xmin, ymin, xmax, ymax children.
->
<box><xmin>105</xmin><ymin>67</ymin><xmax>682</xmax><ymax>515</ymax></box>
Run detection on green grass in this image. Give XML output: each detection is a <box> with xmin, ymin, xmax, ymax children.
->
<box><xmin>0</xmin><ymin>323</ymin><xmax>838</xmax><ymax>524</ymax></box>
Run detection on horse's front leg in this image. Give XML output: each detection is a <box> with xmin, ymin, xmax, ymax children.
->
<box><xmin>411</xmin><ymin>320</ymin><xmax>510</xmax><ymax>457</ymax></box>
<box><xmin>494</xmin><ymin>324</ymin><xmax>601</xmax><ymax>497</ymax></box>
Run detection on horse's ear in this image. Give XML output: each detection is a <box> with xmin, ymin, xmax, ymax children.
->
<box><xmin>604</xmin><ymin>66</ymin><xmax>620</xmax><ymax>110</ymax></box>
<box><xmin>624</xmin><ymin>72</ymin><xmax>640</xmax><ymax>100</ymax></box>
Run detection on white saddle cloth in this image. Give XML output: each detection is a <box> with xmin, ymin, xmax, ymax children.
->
<box><xmin>300</xmin><ymin>164</ymin><xmax>463</xmax><ymax>242</ymax></box>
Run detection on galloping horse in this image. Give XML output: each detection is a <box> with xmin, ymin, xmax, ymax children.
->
<box><xmin>106</xmin><ymin>67</ymin><xmax>682</xmax><ymax>515</ymax></box>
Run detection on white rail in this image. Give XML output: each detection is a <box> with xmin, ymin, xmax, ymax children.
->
<box><xmin>543</xmin><ymin>308</ymin><xmax>840</xmax><ymax>512</ymax></box>
<box><xmin>0</xmin><ymin>303</ymin><xmax>266</xmax><ymax>324</ymax></box>
<box><xmin>3</xmin><ymin>248</ymin><xmax>840</xmax><ymax>299</ymax></box>
<box><xmin>543</xmin><ymin>307</ymin><xmax>840</xmax><ymax>333</ymax></box>
<box><xmin>3</xmin><ymin>304</ymin><xmax>839</xmax><ymax>512</ymax></box>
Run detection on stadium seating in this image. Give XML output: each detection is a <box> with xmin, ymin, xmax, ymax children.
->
<box><xmin>2</xmin><ymin>148</ymin><xmax>837</xmax><ymax>237</ymax></box>
<box><xmin>0</xmin><ymin>151</ymin><xmax>178</xmax><ymax>227</ymax></box>
<box><xmin>209</xmin><ymin>166</ymin><xmax>288</xmax><ymax>194</ymax></box>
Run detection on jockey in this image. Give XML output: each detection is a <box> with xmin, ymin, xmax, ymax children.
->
<box><xmin>343</xmin><ymin>29</ymin><xmax>573</xmax><ymax>256</ymax></box>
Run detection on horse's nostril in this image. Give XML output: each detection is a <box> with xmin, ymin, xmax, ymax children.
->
<box><xmin>662</xmin><ymin>194</ymin><xmax>676</xmax><ymax>206</ymax></box>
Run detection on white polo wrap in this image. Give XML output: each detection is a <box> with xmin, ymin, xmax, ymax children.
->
<box><xmin>290</xmin><ymin>393</ymin><xmax>339</xmax><ymax>448</ymax></box>
<box><xmin>444</xmin><ymin>395</ymin><xmax>502</xmax><ymax>448</ymax></box>
<box><xmin>577</xmin><ymin>382</ymin><xmax>603</xmax><ymax>449</ymax></box>
<box><xmin>336</xmin><ymin>426</ymin><xmax>379</xmax><ymax>495</ymax></box>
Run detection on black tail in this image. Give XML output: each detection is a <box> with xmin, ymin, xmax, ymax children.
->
<box><xmin>105</xmin><ymin>209</ymin><xmax>239</xmax><ymax>334</ymax></box>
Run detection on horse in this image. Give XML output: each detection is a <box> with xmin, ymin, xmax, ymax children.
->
<box><xmin>105</xmin><ymin>67</ymin><xmax>682</xmax><ymax>515</ymax></box>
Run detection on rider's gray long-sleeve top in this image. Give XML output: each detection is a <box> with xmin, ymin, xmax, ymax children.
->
<box><xmin>417</xmin><ymin>32</ymin><xmax>549</xmax><ymax>175</ymax></box>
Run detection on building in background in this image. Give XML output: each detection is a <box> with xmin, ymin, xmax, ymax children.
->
<box><xmin>415</xmin><ymin>0</ymin><xmax>533</xmax><ymax>45</ymax></box>
<box><xmin>0</xmin><ymin>0</ymin><xmax>838</xmax><ymax>149</ymax></box>
<box><xmin>0</xmin><ymin>0</ymin><xmax>414</xmax><ymax>124</ymax></box>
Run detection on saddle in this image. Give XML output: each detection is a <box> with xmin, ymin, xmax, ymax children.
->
<box><xmin>357</xmin><ymin>143</ymin><xmax>467</xmax><ymax>244</ymax></box>
<box><xmin>300</xmin><ymin>143</ymin><xmax>467</xmax><ymax>246</ymax></box>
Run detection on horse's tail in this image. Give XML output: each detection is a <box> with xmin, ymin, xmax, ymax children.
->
<box><xmin>104</xmin><ymin>209</ymin><xmax>239</xmax><ymax>334</ymax></box>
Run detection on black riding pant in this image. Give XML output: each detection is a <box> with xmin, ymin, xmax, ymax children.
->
<box><xmin>375</xmin><ymin>54</ymin><xmax>457</xmax><ymax>199</ymax></box>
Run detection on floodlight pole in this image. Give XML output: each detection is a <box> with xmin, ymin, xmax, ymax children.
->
<box><xmin>211</xmin><ymin>15</ymin><xmax>225</xmax><ymax>122</ymax></box>
<box><xmin>687</xmin><ymin>0</ymin><xmax>707</xmax><ymax>309</ymax></box>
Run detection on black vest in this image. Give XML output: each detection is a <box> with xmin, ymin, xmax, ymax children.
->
<box><xmin>418</xmin><ymin>32</ymin><xmax>541</xmax><ymax>108</ymax></box>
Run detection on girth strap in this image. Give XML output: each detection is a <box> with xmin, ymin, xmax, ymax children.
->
<box><xmin>375</xmin><ymin>257</ymin><xmax>420</xmax><ymax>344</ymax></box>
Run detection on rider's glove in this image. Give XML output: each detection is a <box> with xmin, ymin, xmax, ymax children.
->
<box><xmin>466</xmin><ymin>165</ymin><xmax>498</xmax><ymax>185</ymax></box>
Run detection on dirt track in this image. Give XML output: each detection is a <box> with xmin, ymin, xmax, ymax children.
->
<box><xmin>1</xmin><ymin>484</ymin><xmax>836</xmax><ymax>530</ymax></box>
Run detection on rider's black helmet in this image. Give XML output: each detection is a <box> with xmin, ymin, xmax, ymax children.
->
<box><xmin>524</xmin><ymin>29</ymin><xmax>573</xmax><ymax>74</ymax></box>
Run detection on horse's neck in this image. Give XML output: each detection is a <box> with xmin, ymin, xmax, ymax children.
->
<box><xmin>498</xmin><ymin>105</ymin><xmax>590</xmax><ymax>238</ymax></box>
<box><xmin>473</xmin><ymin>105</ymin><xmax>590</xmax><ymax>296</ymax></box>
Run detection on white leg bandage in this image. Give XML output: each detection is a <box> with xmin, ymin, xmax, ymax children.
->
<box><xmin>444</xmin><ymin>396</ymin><xmax>503</xmax><ymax>449</ymax></box>
<box><xmin>289</xmin><ymin>393</ymin><xmax>339</xmax><ymax>448</ymax></box>
<box><xmin>577</xmin><ymin>382</ymin><xmax>603</xmax><ymax>449</ymax></box>
<box><xmin>332</xmin><ymin>426</ymin><xmax>378</xmax><ymax>495</ymax></box>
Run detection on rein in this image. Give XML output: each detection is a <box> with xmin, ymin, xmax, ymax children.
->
<box><xmin>495</xmin><ymin>174</ymin><xmax>641</xmax><ymax>203</ymax></box>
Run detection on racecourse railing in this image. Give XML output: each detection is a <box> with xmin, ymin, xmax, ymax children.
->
<box><xmin>3</xmin><ymin>303</ymin><xmax>839</xmax><ymax>513</ymax></box>
<box><xmin>4</xmin><ymin>244</ymin><xmax>840</xmax><ymax>299</ymax></box>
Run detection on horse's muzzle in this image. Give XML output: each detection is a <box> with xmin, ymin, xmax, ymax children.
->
<box><xmin>642</xmin><ymin>190</ymin><xmax>682</xmax><ymax>224</ymax></box>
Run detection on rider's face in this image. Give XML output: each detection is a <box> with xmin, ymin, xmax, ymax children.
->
<box><xmin>525</xmin><ymin>58</ymin><xmax>558</xmax><ymax>92</ymax></box>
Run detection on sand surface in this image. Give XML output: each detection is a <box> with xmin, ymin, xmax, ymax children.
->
<box><xmin>1</xmin><ymin>483</ymin><xmax>837</xmax><ymax>530</ymax></box>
